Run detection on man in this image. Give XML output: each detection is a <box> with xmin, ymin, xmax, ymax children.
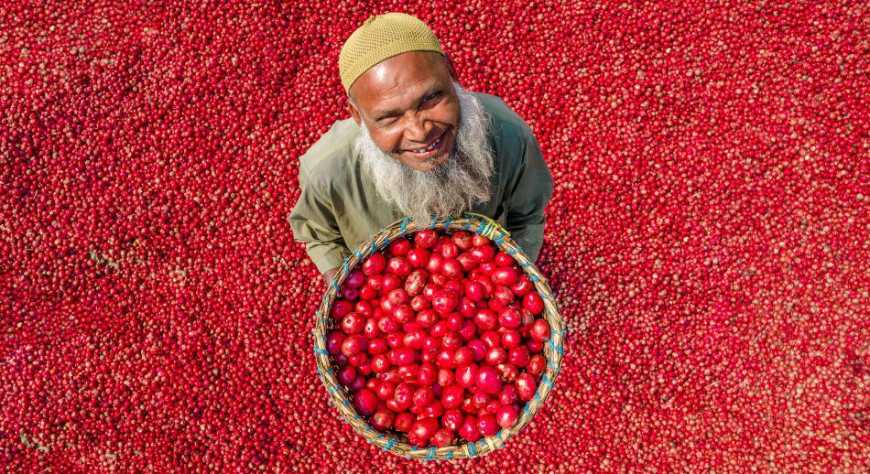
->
<box><xmin>289</xmin><ymin>12</ymin><xmax>553</xmax><ymax>283</ymax></box>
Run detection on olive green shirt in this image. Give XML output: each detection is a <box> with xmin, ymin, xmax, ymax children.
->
<box><xmin>289</xmin><ymin>92</ymin><xmax>553</xmax><ymax>275</ymax></box>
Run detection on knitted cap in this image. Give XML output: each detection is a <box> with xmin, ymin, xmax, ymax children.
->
<box><xmin>339</xmin><ymin>13</ymin><xmax>444</xmax><ymax>93</ymax></box>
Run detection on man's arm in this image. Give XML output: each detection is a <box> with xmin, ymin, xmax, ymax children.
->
<box><xmin>288</xmin><ymin>167</ymin><xmax>350</xmax><ymax>277</ymax></box>
<box><xmin>503</xmin><ymin>131</ymin><xmax>554</xmax><ymax>262</ymax></box>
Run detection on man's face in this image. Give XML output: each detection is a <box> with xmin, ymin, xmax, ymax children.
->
<box><xmin>347</xmin><ymin>51</ymin><xmax>461</xmax><ymax>172</ymax></box>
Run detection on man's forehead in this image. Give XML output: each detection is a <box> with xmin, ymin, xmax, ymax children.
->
<box><xmin>350</xmin><ymin>52</ymin><xmax>448</xmax><ymax>109</ymax></box>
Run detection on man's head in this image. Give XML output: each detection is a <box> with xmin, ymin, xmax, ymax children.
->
<box><xmin>338</xmin><ymin>13</ymin><xmax>494</xmax><ymax>222</ymax></box>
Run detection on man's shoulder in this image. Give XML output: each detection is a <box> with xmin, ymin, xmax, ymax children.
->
<box><xmin>473</xmin><ymin>92</ymin><xmax>535</xmax><ymax>141</ymax></box>
<box><xmin>297</xmin><ymin>118</ymin><xmax>360</xmax><ymax>192</ymax></box>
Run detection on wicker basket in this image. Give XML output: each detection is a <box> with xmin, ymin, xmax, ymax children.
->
<box><xmin>312</xmin><ymin>212</ymin><xmax>565</xmax><ymax>461</ymax></box>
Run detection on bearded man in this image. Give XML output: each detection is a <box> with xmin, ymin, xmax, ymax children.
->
<box><xmin>290</xmin><ymin>13</ymin><xmax>554</xmax><ymax>283</ymax></box>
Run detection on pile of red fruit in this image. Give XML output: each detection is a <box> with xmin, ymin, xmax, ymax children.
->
<box><xmin>324</xmin><ymin>229</ymin><xmax>551</xmax><ymax>448</ymax></box>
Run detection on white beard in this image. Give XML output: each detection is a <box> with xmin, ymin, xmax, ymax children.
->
<box><xmin>356</xmin><ymin>82</ymin><xmax>495</xmax><ymax>223</ymax></box>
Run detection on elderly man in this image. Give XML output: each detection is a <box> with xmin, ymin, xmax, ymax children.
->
<box><xmin>290</xmin><ymin>13</ymin><xmax>553</xmax><ymax>283</ymax></box>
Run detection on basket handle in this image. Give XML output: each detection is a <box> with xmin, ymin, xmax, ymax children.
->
<box><xmin>463</xmin><ymin>212</ymin><xmax>511</xmax><ymax>238</ymax></box>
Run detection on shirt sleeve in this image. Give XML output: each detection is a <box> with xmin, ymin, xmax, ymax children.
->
<box><xmin>288</xmin><ymin>167</ymin><xmax>350</xmax><ymax>275</ymax></box>
<box><xmin>503</xmin><ymin>131</ymin><xmax>554</xmax><ymax>262</ymax></box>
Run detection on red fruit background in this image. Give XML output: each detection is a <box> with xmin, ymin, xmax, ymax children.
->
<box><xmin>2</xmin><ymin>1</ymin><xmax>867</xmax><ymax>472</ymax></box>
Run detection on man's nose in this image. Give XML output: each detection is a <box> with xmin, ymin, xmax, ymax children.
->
<box><xmin>404</xmin><ymin>114</ymin><xmax>429</xmax><ymax>143</ymax></box>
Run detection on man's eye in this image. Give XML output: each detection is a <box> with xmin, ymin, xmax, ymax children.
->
<box><xmin>423</xmin><ymin>92</ymin><xmax>442</xmax><ymax>105</ymax></box>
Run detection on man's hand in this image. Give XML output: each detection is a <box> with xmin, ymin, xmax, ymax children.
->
<box><xmin>323</xmin><ymin>268</ymin><xmax>339</xmax><ymax>285</ymax></box>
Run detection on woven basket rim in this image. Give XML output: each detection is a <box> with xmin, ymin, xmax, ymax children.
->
<box><xmin>312</xmin><ymin>213</ymin><xmax>566</xmax><ymax>461</ymax></box>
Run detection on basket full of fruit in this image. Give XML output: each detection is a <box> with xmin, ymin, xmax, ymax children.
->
<box><xmin>312</xmin><ymin>212</ymin><xmax>565</xmax><ymax>460</ymax></box>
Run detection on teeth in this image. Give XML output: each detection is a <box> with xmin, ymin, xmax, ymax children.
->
<box><xmin>413</xmin><ymin>134</ymin><xmax>443</xmax><ymax>153</ymax></box>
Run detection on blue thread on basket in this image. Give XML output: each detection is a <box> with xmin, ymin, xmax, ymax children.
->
<box><xmin>534</xmin><ymin>391</ymin><xmax>541</xmax><ymax>403</ymax></box>
<box><xmin>429</xmin><ymin>215</ymin><xmax>438</xmax><ymax>228</ymax></box>
<box><xmin>384</xmin><ymin>438</ymin><xmax>396</xmax><ymax>450</ymax></box>
<box><xmin>313</xmin><ymin>347</ymin><xmax>328</xmax><ymax>356</ymax></box>
<box><xmin>506</xmin><ymin>246</ymin><xmax>517</xmax><ymax>256</ymax></box>
<box><xmin>493</xmin><ymin>233</ymin><xmax>504</xmax><ymax>245</ymax></box>
<box><xmin>467</xmin><ymin>442</ymin><xmax>477</xmax><ymax>457</ymax></box>
<box><xmin>425</xmin><ymin>447</ymin><xmax>436</xmax><ymax>461</ymax></box>
<box><xmin>400</xmin><ymin>217</ymin><xmax>409</xmax><ymax>234</ymax></box>
<box><xmin>541</xmin><ymin>374</ymin><xmax>552</xmax><ymax>388</ymax></box>
<box><xmin>522</xmin><ymin>404</ymin><xmax>531</xmax><ymax>417</ymax></box>
<box><xmin>445</xmin><ymin>450</ymin><xmax>454</xmax><ymax>460</ymax></box>
<box><xmin>529</xmin><ymin>273</ymin><xmax>540</xmax><ymax>282</ymax></box>
<box><xmin>331</xmin><ymin>280</ymin><xmax>340</xmax><ymax>292</ymax></box>
<box><xmin>382</xmin><ymin>236</ymin><xmax>391</xmax><ymax>247</ymax></box>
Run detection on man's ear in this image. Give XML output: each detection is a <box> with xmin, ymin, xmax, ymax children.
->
<box><xmin>347</xmin><ymin>96</ymin><xmax>362</xmax><ymax>126</ymax></box>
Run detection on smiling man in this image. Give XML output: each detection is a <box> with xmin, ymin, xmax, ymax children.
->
<box><xmin>289</xmin><ymin>13</ymin><xmax>553</xmax><ymax>282</ymax></box>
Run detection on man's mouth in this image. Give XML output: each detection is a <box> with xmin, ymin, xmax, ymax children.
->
<box><xmin>403</xmin><ymin>129</ymin><xmax>448</xmax><ymax>158</ymax></box>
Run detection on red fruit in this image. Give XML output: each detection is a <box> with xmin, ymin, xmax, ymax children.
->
<box><xmin>445</xmin><ymin>313</ymin><xmax>464</xmax><ymax>331</ymax></box>
<box><xmin>496</xmin><ymin>363</ymin><xmax>519</xmax><ymax>382</ymax></box>
<box><xmin>441</xmin><ymin>384</ymin><xmax>465</xmax><ymax>409</ymax></box>
<box><xmin>404</xmin><ymin>269</ymin><xmax>428</xmax><ymax>296</ymax></box>
<box><xmin>370</xmin><ymin>354</ymin><xmax>391</xmax><ymax>373</ymax></box>
<box><xmin>457</xmin><ymin>252</ymin><xmax>479</xmax><ymax>271</ymax></box>
<box><xmin>470</xmin><ymin>245</ymin><xmax>496</xmax><ymax>262</ymax></box>
<box><xmin>478</xmin><ymin>414</ymin><xmax>499</xmax><ymax>437</ymax></box>
<box><xmin>437</xmin><ymin>368</ymin><xmax>454</xmax><ymax>386</ymax></box>
<box><xmin>412</xmin><ymin>386</ymin><xmax>435</xmax><ymax>408</ymax></box>
<box><xmin>410</xmin><ymin>295</ymin><xmax>430</xmax><ymax>312</ymax></box>
<box><xmin>527</xmin><ymin>355</ymin><xmax>546</xmax><ymax>375</ymax></box>
<box><xmin>476</xmin><ymin>366</ymin><xmax>502</xmax><ymax>394</ymax></box>
<box><xmin>345</xmin><ymin>270</ymin><xmax>366</xmax><ymax>288</ymax></box>
<box><xmin>458</xmin><ymin>298</ymin><xmax>478</xmax><ymax>317</ymax></box>
<box><xmin>515</xmin><ymin>373</ymin><xmax>537</xmax><ymax>401</ymax></box>
<box><xmin>498</xmin><ymin>385</ymin><xmax>519</xmax><ymax>405</ymax></box>
<box><xmin>459</xmin><ymin>321</ymin><xmax>478</xmax><ymax>341</ymax></box>
<box><xmin>441</xmin><ymin>332</ymin><xmax>463</xmax><ymax>350</ymax></box>
<box><xmin>436</xmin><ymin>349</ymin><xmax>455</xmax><ymax>369</ymax></box>
<box><xmin>409</xmin><ymin>417</ymin><xmax>439</xmax><ymax>446</ymax></box>
<box><xmin>416</xmin><ymin>309</ymin><xmax>437</xmax><ymax>327</ymax></box>
<box><xmin>441</xmin><ymin>258</ymin><xmax>463</xmax><ymax>279</ymax></box>
<box><xmin>371</xmin><ymin>410</ymin><xmax>394</xmax><ymax>431</ymax></box>
<box><xmin>465</xmin><ymin>281</ymin><xmax>486</xmax><ymax>302</ymax></box>
<box><xmin>353</xmin><ymin>389</ymin><xmax>378</xmax><ymax>416</ymax></box>
<box><xmin>453</xmin><ymin>346</ymin><xmax>475</xmax><ymax>367</ymax></box>
<box><xmin>382</xmin><ymin>274</ymin><xmax>402</xmax><ymax>291</ymax></box>
<box><xmin>523</xmin><ymin>292</ymin><xmax>545</xmax><ymax>315</ymax></box>
<box><xmin>491</xmin><ymin>285</ymin><xmax>515</xmax><ymax>306</ymax></box>
<box><xmin>406</xmin><ymin>247</ymin><xmax>430</xmax><ymax>268</ymax></box>
<box><xmin>332</xmin><ymin>300</ymin><xmax>354</xmax><ymax>319</ymax></box>
<box><xmin>426</xmin><ymin>253</ymin><xmax>444</xmax><ymax>275</ymax></box>
<box><xmin>498</xmin><ymin>308</ymin><xmax>522</xmax><ymax>329</ymax></box>
<box><xmin>347</xmin><ymin>353</ymin><xmax>368</xmax><ymax>368</ymax></box>
<box><xmin>442</xmin><ymin>409</ymin><xmax>464</xmax><ymax>432</ymax></box>
<box><xmin>451</xmin><ymin>231</ymin><xmax>473</xmax><ymax>250</ymax></box>
<box><xmin>474</xmin><ymin>309</ymin><xmax>498</xmax><ymax>331</ymax></box>
<box><xmin>471</xmin><ymin>234</ymin><xmax>490</xmax><ymax>246</ymax></box>
<box><xmin>391</xmin><ymin>383</ymin><xmax>415</xmax><ymax>411</ymax></box>
<box><xmin>415</xmin><ymin>363</ymin><xmax>436</xmax><ymax>386</ymax></box>
<box><xmin>341</xmin><ymin>286</ymin><xmax>359</xmax><ymax>301</ymax></box>
<box><xmin>360</xmin><ymin>285</ymin><xmax>378</xmax><ymax>300</ymax></box>
<box><xmin>377</xmin><ymin>315</ymin><xmax>399</xmax><ymax>334</ymax></box>
<box><xmin>326</xmin><ymin>331</ymin><xmax>346</xmax><ymax>355</ymax></box>
<box><xmin>432</xmin><ymin>290</ymin><xmax>459</xmax><ymax>315</ymax></box>
<box><xmin>341</xmin><ymin>335</ymin><xmax>367</xmax><ymax>356</ymax></box>
<box><xmin>527</xmin><ymin>338</ymin><xmax>544</xmax><ymax>353</ymax></box>
<box><xmin>341</xmin><ymin>313</ymin><xmax>364</xmax><ymax>334</ymax></box>
<box><xmin>394</xmin><ymin>412</ymin><xmax>415</xmax><ymax>433</ymax></box>
<box><xmin>390</xmin><ymin>348</ymin><xmax>416</xmax><ymax>366</ymax></box>
<box><xmin>456</xmin><ymin>364</ymin><xmax>479</xmax><ymax>388</ymax></box>
<box><xmin>391</xmin><ymin>304</ymin><xmax>414</xmax><ymax>324</ymax></box>
<box><xmin>431</xmin><ymin>428</ymin><xmax>454</xmax><ymax>447</ymax></box>
<box><xmin>493</xmin><ymin>251</ymin><xmax>514</xmax><ymax>267</ymax></box>
<box><xmin>511</xmin><ymin>276</ymin><xmax>534</xmax><ymax>297</ymax></box>
<box><xmin>421</xmin><ymin>401</ymin><xmax>443</xmax><ymax>419</ymax></box>
<box><xmin>508</xmin><ymin>347</ymin><xmax>530</xmax><ymax>367</ymax></box>
<box><xmin>414</xmin><ymin>229</ymin><xmax>438</xmax><ymax>249</ymax></box>
<box><xmin>481</xmin><ymin>331</ymin><xmax>501</xmax><ymax>349</ymax></box>
<box><xmin>530</xmin><ymin>319</ymin><xmax>551</xmax><ymax>341</ymax></box>
<box><xmin>500</xmin><ymin>329</ymin><xmax>522</xmax><ymax>349</ymax></box>
<box><xmin>337</xmin><ymin>366</ymin><xmax>356</xmax><ymax>386</ymax></box>
<box><xmin>491</xmin><ymin>267</ymin><xmax>519</xmax><ymax>286</ymax></box>
<box><xmin>467</xmin><ymin>340</ymin><xmax>487</xmax><ymax>361</ymax></box>
<box><xmin>485</xmin><ymin>346</ymin><xmax>507</xmax><ymax>366</ymax></box>
<box><xmin>387</xmin><ymin>256</ymin><xmax>411</xmax><ymax>277</ymax></box>
<box><xmin>362</xmin><ymin>253</ymin><xmax>386</xmax><ymax>276</ymax></box>
<box><xmin>459</xmin><ymin>416</ymin><xmax>481</xmax><ymax>442</ymax></box>
<box><xmin>376</xmin><ymin>381</ymin><xmax>395</xmax><ymax>400</ymax></box>
<box><xmin>388</xmin><ymin>238</ymin><xmax>412</xmax><ymax>257</ymax></box>
<box><xmin>496</xmin><ymin>405</ymin><xmax>519</xmax><ymax>429</ymax></box>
